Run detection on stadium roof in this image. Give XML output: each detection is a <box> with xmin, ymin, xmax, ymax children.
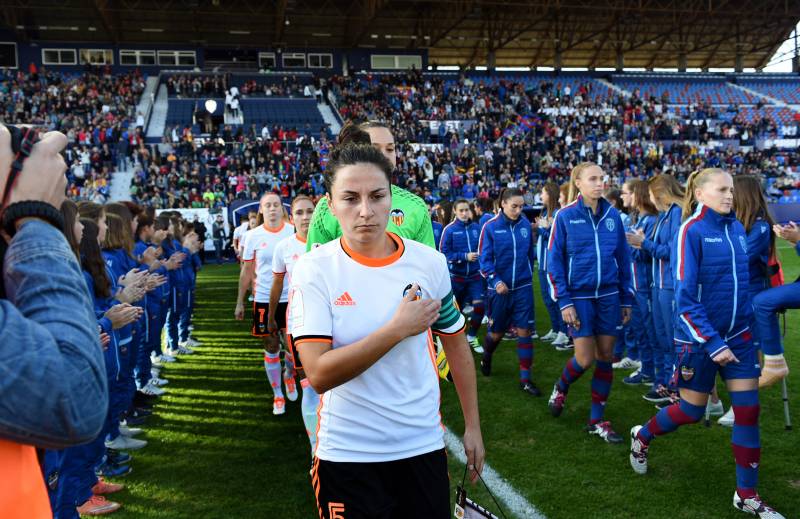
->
<box><xmin>3</xmin><ymin>0</ymin><xmax>799</xmax><ymax>70</ymax></box>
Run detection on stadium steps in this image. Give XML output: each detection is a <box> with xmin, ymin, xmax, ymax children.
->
<box><xmin>136</xmin><ymin>76</ymin><xmax>159</xmax><ymax>125</ymax></box>
<box><xmin>224</xmin><ymin>107</ymin><xmax>244</xmax><ymax>126</ymax></box>
<box><xmin>596</xmin><ymin>78</ymin><xmax>632</xmax><ymax>98</ymax></box>
<box><xmin>318</xmin><ymin>102</ymin><xmax>341</xmax><ymax>134</ymax></box>
<box><xmin>146</xmin><ymin>85</ymin><xmax>169</xmax><ymax>140</ymax></box>
<box><xmin>109</xmin><ymin>167</ymin><xmax>134</xmax><ymax>202</ymax></box>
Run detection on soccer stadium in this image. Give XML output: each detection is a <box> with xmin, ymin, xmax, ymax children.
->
<box><xmin>1</xmin><ymin>1</ymin><xmax>800</xmax><ymax>518</ymax></box>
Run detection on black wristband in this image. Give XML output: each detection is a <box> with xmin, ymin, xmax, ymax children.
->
<box><xmin>2</xmin><ymin>201</ymin><xmax>65</xmax><ymax>237</ymax></box>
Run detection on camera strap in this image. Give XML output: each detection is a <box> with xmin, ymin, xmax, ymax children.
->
<box><xmin>1</xmin><ymin>126</ymin><xmax>39</xmax><ymax>208</ymax></box>
<box><xmin>0</xmin><ymin>127</ymin><xmax>38</xmax><ymax>299</ymax></box>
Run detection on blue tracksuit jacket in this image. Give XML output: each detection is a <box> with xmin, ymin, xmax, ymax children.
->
<box><xmin>441</xmin><ymin>219</ymin><xmax>482</xmax><ymax>278</ymax></box>
<box><xmin>478</xmin><ymin>212</ymin><xmax>536</xmax><ymax>291</ymax></box>
<box><xmin>546</xmin><ymin>195</ymin><xmax>633</xmax><ymax>310</ymax></box>
<box><xmin>631</xmin><ymin>213</ymin><xmax>657</xmax><ymax>292</ymax></box>
<box><xmin>642</xmin><ymin>203</ymin><xmax>682</xmax><ymax>290</ymax></box>
<box><xmin>673</xmin><ymin>204</ymin><xmax>752</xmax><ymax>358</ymax></box>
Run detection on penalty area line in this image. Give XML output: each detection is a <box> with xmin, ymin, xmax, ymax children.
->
<box><xmin>443</xmin><ymin>427</ymin><xmax>547</xmax><ymax>519</ymax></box>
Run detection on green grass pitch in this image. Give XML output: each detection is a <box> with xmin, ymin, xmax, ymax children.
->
<box><xmin>110</xmin><ymin>250</ymin><xmax>800</xmax><ymax>518</ymax></box>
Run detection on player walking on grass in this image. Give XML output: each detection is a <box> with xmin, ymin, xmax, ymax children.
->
<box><xmin>627</xmin><ymin>174</ymin><xmax>685</xmax><ymax>405</ymax></box>
<box><xmin>535</xmin><ymin>182</ymin><xmax>569</xmax><ymax>348</ymax></box>
<box><xmin>267</xmin><ymin>195</ymin><xmax>318</xmax><ymax>449</ymax></box>
<box><xmin>440</xmin><ymin>198</ymin><xmax>486</xmax><ymax>354</ymax></box>
<box><xmin>629</xmin><ymin>168</ymin><xmax>785</xmax><ymax>519</ymax></box>
<box><xmin>291</xmin><ymin>143</ymin><xmax>483</xmax><ymax>517</ymax></box>
<box><xmin>305</xmin><ymin>121</ymin><xmax>453</xmax><ymax>380</ymax></box>
<box><xmin>235</xmin><ymin>192</ymin><xmax>296</xmax><ymax>415</ymax></box>
<box><xmin>620</xmin><ymin>179</ymin><xmax>658</xmax><ymax>387</ymax></box>
<box><xmin>546</xmin><ymin>162</ymin><xmax>633</xmax><ymax>443</ymax></box>
<box><xmin>478</xmin><ymin>188</ymin><xmax>540</xmax><ymax>396</ymax></box>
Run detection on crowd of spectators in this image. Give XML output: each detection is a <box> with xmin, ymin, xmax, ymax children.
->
<box><xmin>0</xmin><ymin>66</ymin><xmax>145</xmax><ymax>203</ymax></box>
<box><xmin>130</xmin><ymin>124</ymin><xmax>326</xmax><ymax>209</ymax></box>
<box><xmin>3</xmin><ymin>67</ymin><xmax>798</xmax><ymax>210</ymax></box>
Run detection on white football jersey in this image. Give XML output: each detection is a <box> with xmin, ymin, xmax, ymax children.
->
<box><xmin>241</xmin><ymin>222</ymin><xmax>295</xmax><ymax>303</ymax></box>
<box><xmin>290</xmin><ymin>233</ymin><xmax>465</xmax><ymax>463</ymax></box>
<box><xmin>272</xmin><ymin>233</ymin><xmax>308</xmax><ymax>333</ymax></box>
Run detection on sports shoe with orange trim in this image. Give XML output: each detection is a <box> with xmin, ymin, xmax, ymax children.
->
<box><xmin>76</xmin><ymin>495</ymin><xmax>121</xmax><ymax>515</ymax></box>
<box><xmin>91</xmin><ymin>478</ymin><xmax>125</xmax><ymax>495</ymax></box>
<box><xmin>284</xmin><ymin>369</ymin><xmax>298</xmax><ymax>402</ymax></box>
<box><xmin>273</xmin><ymin>397</ymin><xmax>286</xmax><ymax>415</ymax></box>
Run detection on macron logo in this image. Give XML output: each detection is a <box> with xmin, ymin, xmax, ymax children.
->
<box><xmin>704</xmin><ymin>237</ymin><xmax>723</xmax><ymax>243</ymax></box>
<box><xmin>334</xmin><ymin>292</ymin><xmax>356</xmax><ymax>306</ymax></box>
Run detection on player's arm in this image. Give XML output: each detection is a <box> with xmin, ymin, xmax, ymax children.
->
<box><xmin>546</xmin><ymin>211</ymin><xmax>573</xmax><ymax>311</ymax></box>
<box><xmin>235</xmin><ymin>235</ymin><xmax>255</xmax><ymax>319</ymax></box>
<box><xmin>297</xmin><ymin>283</ymin><xmax>440</xmax><ymax>394</ymax></box>
<box><xmin>268</xmin><ymin>273</ymin><xmax>285</xmax><ymax>333</ymax></box>
<box><xmin>432</xmin><ymin>259</ymin><xmax>483</xmax><ymax>483</ymax></box>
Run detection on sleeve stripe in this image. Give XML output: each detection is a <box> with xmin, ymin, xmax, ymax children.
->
<box><xmin>679</xmin><ymin>313</ymin><xmax>709</xmax><ymax>343</ymax></box>
<box><xmin>432</xmin><ymin>320</ymin><xmax>467</xmax><ymax>336</ymax></box>
<box><xmin>676</xmin><ymin>204</ymin><xmax>706</xmax><ymax>281</ymax></box>
<box><xmin>293</xmin><ymin>335</ymin><xmax>333</xmax><ymax>346</ymax></box>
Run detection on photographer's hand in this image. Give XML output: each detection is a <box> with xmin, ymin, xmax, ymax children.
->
<box><xmin>0</xmin><ymin>126</ymin><xmax>68</xmax><ymax>218</ymax></box>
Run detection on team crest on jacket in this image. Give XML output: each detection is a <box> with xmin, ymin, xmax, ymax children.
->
<box><xmin>739</xmin><ymin>235</ymin><xmax>747</xmax><ymax>253</ymax></box>
<box><xmin>681</xmin><ymin>366</ymin><xmax>695</xmax><ymax>381</ymax></box>
<box><xmin>605</xmin><ymin>219</ymin><xmax>615</xmax><ymax>232</ymax></box>
<box><xmin>521</xmin><ymin>227</ymin><xmax>528</xmax><ymax>238</ymax></box>
<box><xmin>390</xmin><ymin>209</ymin><xmax>405</xmax><ymax>226</ymax></box>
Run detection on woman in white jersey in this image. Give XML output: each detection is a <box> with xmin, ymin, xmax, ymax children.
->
<box><xmin>235</xmin><ymin>192</ymin><xmax>296</xmax><ymax>415</ymax></box>
<box><xmin>290</xmin><ymin>144</ymin><xmax>484</xmax><ymax>517</ymax></box>
<box><xmin>267</xmin><ymin>195</ymin><xmax>318</xmax><ymax>448</ymax></box>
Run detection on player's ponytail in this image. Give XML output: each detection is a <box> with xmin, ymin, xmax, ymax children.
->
<box><xmin>568</xmin><ymin>162</ymin><xmax>598</xmax><ymax>203</ymax></box>
<box><xmin>683</xmin><ymin>168</ymin><xmax>725</xmax><ymax>220</ymax></box>
<box><xmin>336</xmin><ymin>121</ymin><xmax>372</xmax><ymax>147</ymax></box>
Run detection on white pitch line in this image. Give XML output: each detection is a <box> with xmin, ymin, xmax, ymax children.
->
<box><xmin>443</xmin><ymin>427</ymin><xmax>547</xmax><ymax>519</ymax></box>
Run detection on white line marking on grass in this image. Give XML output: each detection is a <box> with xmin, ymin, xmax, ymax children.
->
<box><xmin>443</xmin><ymin>427</ymin><xmax>547</xmax><ymax>519</ymax></box>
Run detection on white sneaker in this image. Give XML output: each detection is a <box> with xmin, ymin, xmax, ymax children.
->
<box><xmin>151</xmin><ymin>355</ymin><xmax>164</xmax><ymax>367</ymax></box>
<box><xmin>551</xmin><ymin>332</ymin><xmax>569</xmax><ymax>346</ymax></box>
<box><xmin>273</xmin><ymin>397</ymin><xmax>286</xmax><ymax>415</ymax></box>
<box><xmin>183</xmin><ymin>337</ymin><xmax>202</xmax><ymax>348</ymax></box>
<box><xmin>160</xmin><ymin>353</ymin><xmax>177</xmax><ymax>363</ymax></box>
<box><xmin>105</xmin><ymin>435</ymin><xmax>147</xmax><ymax>451</ymax></box>
<box><xmin>733</xmin><ymin>491</ymin><xmax>785</xmax><ymax>518</ymax></box>
<box><xmin>283</xmin><ymin>369</ymin><xmax>298</xmax><ymax>402</ymax></box>
<box><xmin>613</xmin><ymin>357</ymin><xmax>641</xmax><ymax>370</ymax></box>
<box><xmin>188</xmin><ymin>324</ymin><xmax>195</xmax><ymax>331</ymax></box>
<box><xmin>706</xmin><ymin>399</ymin><xmax>725</xmax><ymax>417</ymax></box>
<box><xmin>629</xmin><ymin>425</ymin><xmax>649</xmax><ymax>475</ymax></box>
<box><xmin>530</xmin><ymin>331</ymin><xmax>539</xmax><ymax>340</ymax></box>
<box><xmin>718</xmin><ymin>407</ymin><xmax>735</xmax><ymax>427</ymax></box>
<box><xmin>176</xmin><ymin>346</ymin><xmax>194</xmax><ymax>355</ymax></box>
<box><xmin>119</xmin><ymin>424</ymin><xmax>143</xmax><ymax>437</ymax></box>
<box><xmin>150</xmin><ymin>377</ymin><xmax>169</xmax><ymax>386</ymax></box>
<box><xmin>140</xmin><ymin>383</ymin><xmax>165</xmax><ymax>396</ymax></box>
<box><xmin>540</xmin><ymin>330</ymin><xmax>556</xmax><ymax>341</ymax></box>
<box><xmin>466</xmin><ymin>335</ymin><xmax>484</xmax><ymax>354</ymax></box>
<box><xmin>462</xmin><ymin>305</ymin><xmax>474</xmax><ymax>314</ymax></box>
<box><xmin>481</xmin><ymin>315</ymin><xmax>489</xmax><ymax>325</ymax></box>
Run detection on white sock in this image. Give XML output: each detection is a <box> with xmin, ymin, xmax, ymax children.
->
<box><xmin>264</xmin><ymin>350</ymin><xmax>284</xmax><ymax>398</ymax></box>
<box><xmin>300</xmin><ymin>378</ymin><xmax>320</xmax><ymax>452</ymax></box>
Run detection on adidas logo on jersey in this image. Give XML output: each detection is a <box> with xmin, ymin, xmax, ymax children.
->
<box><xmin>334</xmin><ymin>292</ymin><xmax>356</xmax><ymax>306</ymax></box>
